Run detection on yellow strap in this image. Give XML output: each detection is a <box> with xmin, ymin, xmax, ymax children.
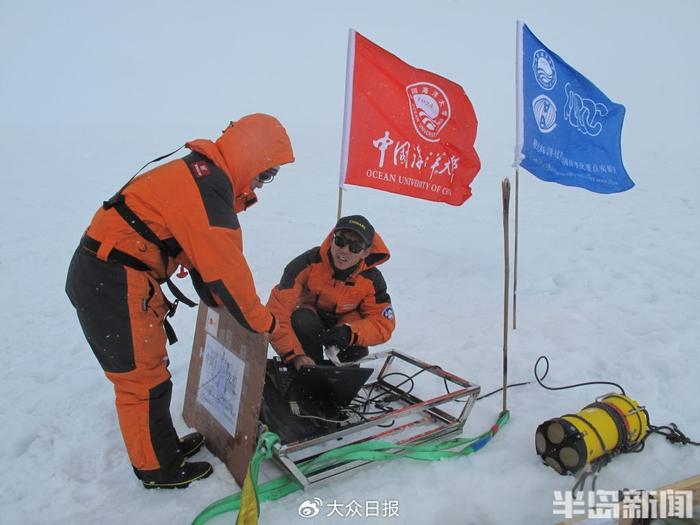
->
<box><xmin>235</xmin><ymin>469</ymin><xmax>258</xmax><ymax>525</ymax></box>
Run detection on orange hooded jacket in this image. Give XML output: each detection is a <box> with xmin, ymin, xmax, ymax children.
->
<box><xmin>84</xmin><ymin>114</ymin><xmax>294</xmax><ymax>333</ymax></box>
<box><xmin>267</xmin><ymin>230</ymin><xmax>395</xmax><ymax>362</ymax></box>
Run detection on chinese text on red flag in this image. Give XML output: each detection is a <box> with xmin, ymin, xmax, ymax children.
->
<box><xmin>340</xmin><ymin>31</ymin><xmax>481</xmax><ymax>205</ymax></box>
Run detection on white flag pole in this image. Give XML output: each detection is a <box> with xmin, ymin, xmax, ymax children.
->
<box><xmin>337</xmin><ymin>28</ymin><xmax>357</xmax><ymax>221</ymax></box>
<box><xmin>513</xmin><ymin>20</ymin><xmax>524</xmax><ymax>330</ymax></box>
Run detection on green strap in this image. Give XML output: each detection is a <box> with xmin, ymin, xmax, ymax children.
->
<box><xmin>192</xmin><ymin>410</ymin><xmax>509</xmax><ymax>525</ymax></box>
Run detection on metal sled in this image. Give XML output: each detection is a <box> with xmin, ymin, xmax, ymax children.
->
<box><xmin>268</xmin><ymin>350</ymin><xmax>481</xmax><ymax>488</ymax></box>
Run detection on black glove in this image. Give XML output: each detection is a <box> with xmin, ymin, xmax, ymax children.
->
<box><xmin>321</xmin><ymin>325</ymin><xmax>354</xmax><ymax>350</ymax></box>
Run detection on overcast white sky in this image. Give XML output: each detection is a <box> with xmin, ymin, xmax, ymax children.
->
<box><xmin>1</xmin><ymin>1</ymin><xmax>698</xmax><ymax>524</ymax></box>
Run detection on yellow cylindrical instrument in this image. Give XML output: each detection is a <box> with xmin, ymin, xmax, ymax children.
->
<box><xmin>535</xmin><ymin>393</ymin><xmax>648</xmax><ymax>474</ymax></box>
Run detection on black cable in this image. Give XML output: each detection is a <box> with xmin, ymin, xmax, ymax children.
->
<box><xmin>532</xmin><ymin>354</ymin><xmax>698</xmax><ymax>494</ymax></box>
<box><xmin>363</xmin><ymin>366</ymin><xmax>439</xmax><ymax>408</ymax></box>
<box><xmin>571</xmin><ymin>466</ymin><xmax>589</xmax><ymax>495</ymax></box>
<box><xmin>572</xmin><ymin>454</ymin><xmax>612</xmax><ymax>495</ymax></box>
<box><xmin>438</xmin><ymin>371</ymin><xmax>530</xmax><ymax>402</ymax></box>
<box><xmin>590</xmin><ymin>455</ymin><xmax>611</xmax><ymax>493</ymax></box>
<box><xmin>346</xmin><ymin>403</ymin><xmax>394</xmax><ymax>417</ymax></box>
<box><xmin>532</xmin><ymin>356</ymin><xmax>698</xmax><ymax>447</ymax></box>
<box><xmin>342</xmin><ymin>405</ymin><xmax>397</xmax><ymax>429</ymax></box>
<box><xmin>647</xmin><ymin>423</ymin><xmax>700</xmax><ymax>446</ymax></box>
<box><xmin>352</xmin><ymin>367</ymin><xmax>442</xmax><ymax>426</ymax></box>
<box><xmin>362</xmin><ymin>374</ymin><xmax>412</xmax><ymax>406</ymax></box>
<box><xmin>534</xmin><ymin>355</ymin><xmax>626</xmax><ymax>395</ymax></box>
<box><xmin>476</xmin><ymin>382</ymin><xmax>530</xmax><ymax>401</ymax></box>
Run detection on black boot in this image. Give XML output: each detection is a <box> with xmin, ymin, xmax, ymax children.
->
<box><xmin>178</xmin><ymin>432</ymin><xmax>205</xmax><ymax>458</ymax></box>
<box><xmin>134</xmin><ymin>460</ymin><xmax>213</xmax><ymax>489</ymax></box>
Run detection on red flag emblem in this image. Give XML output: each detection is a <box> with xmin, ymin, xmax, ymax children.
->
<box><xmin>340</xmin><ymin>31</ymin><xmax>481</xmax><ymax>206</ymax></box>
<box><xmin>406</xmin><ymin>82</ymin><xmax>451</xmax><ymax>142</ymax></box>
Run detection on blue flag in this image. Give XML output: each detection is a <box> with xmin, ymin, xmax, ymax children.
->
<box><xmin>516</xmin><ymin>22</ymin><xmax>634</xmax><ymax>194</ymax></box>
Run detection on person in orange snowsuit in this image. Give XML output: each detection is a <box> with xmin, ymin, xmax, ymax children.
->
<box><xmin>267</xmin><ymin>215</ymin><xmax>395</xmax><ymax>370</ymax></box>
<box><xmin>65</xmin><ymin>114</ymin><xmax>293</xmax><ymax>488</ymax></box>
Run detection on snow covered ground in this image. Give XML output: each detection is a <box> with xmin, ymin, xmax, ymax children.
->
<box><xmin>1</xmin><ymin>1</ymin><xmax>699</xmax><ymax>524</ymax></box>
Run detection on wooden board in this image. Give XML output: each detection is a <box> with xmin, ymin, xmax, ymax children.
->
<box><xmin>182</xmin><ymin>304</ymin><xmax>267</xmax><ymax>486</ymax></box>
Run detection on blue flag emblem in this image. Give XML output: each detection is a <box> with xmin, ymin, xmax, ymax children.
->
<box><xmin>517</xmin><ymin>22</ymin><xmax>634</xmax><ymax>193</ymax></box>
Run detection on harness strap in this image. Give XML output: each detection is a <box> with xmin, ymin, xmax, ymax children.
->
<box><xmin>108</xmin><ymin>196</ymin><xmax>167</xmax><ymax>246</ymax></box>
<box><xmin>81</xmin><ymin>235</ymin><xmax>183</xmax><ymax>345</ymax></box>
<box><xmin>94</xmin><ymin>157</ymin><xmax>204</xmax><ymax>343</ymax></box>
<box><xmin>90</xmin><ymin>145</ymin><xmax>197</xmax><ymax>345</ymax></box>
<box><xmin>163</xmin><ymin>318</ymin><xmax>179</xmax><ymax>345</ymax></box>
<box><xmin>104</xmin><ymin>196</ymin><xmax>196</xmax><ymax>304</ymax></box>
<box><xmin>103</xmin><ymin>145</ymin><xmax>184</xmax><ymax>208</ymax></box>
<box><xmin>81</xmin><ymin>235</ymin><xmax>151</xmax><ymax>272</ymax></box>
<box><xmin>165</xmin><ymin>277</ymin><xmax>197</xmax><ymax>307</ymax></box>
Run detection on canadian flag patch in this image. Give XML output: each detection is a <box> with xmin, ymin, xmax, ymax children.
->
<box><xmin>192</xmin><ymin>161</ymin><xmax>211</xmax><ymax>178</ymax></box>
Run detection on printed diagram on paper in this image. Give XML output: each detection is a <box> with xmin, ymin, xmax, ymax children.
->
<box><xmin>197</xmin><ymin>334</ymin><xmax>245</xmax><ymax>436</ymax></box>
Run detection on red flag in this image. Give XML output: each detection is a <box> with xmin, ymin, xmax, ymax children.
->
<box><xmin>340</xmin><ymin>30</ymin><xmax>481</xmax><ymax>206</ymax></box>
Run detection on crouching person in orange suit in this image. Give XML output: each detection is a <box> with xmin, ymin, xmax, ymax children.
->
<box><xmin>267</xmin><ymin>215</ymin><xmax>396</xmax><ymax>370</ymax></box>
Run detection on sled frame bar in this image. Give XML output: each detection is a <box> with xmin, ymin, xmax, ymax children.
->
<box><xmin>270</xmin><ymin>350</ymin><xmax>480</xmax><ymax>488</ymax></box>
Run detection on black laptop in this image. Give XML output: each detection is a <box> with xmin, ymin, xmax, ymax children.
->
<box><xmin>273</xmin><ymin>358</ymin><xmax>372</xmax><ymax>408</ymax></box>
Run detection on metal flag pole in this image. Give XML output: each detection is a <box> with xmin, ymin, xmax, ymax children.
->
<box><xmin>336</xmin><ymin>28</ymin><xmax>355</xmax><ymax>222</ymax></box>
<box><xmin>501</xmin><ymin>178</ymin><xmax>511</xmax><ymax>413</ymax></box>
<box><xmin>513</xmin><ymin>20</ymin><xmax>524</xmax><ymax>331</ymax></box>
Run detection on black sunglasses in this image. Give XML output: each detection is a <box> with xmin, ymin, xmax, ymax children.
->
<box><xmin>256</xmin><ymin>166</ymin><xmax>279</xmax><ymax>184</ymax></box>
<box><xmin>333</xmin><ymin>233</ymin><xmax>366</xmax><ymax>254</ymax></box>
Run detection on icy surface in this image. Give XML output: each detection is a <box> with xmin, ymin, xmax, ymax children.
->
<box><xmin>1</xmin><ymin>1</ymin><xmax>698</xmax><ymax>524</ymax></box>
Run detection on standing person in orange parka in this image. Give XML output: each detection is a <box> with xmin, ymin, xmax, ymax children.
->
<box><xmin>65</xmin><ymin>114</ymin><xmax>294</xmax><ymax>488</ymax></box>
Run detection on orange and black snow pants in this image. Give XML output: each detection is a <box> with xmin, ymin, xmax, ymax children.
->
<box><xmin>65</xmin><ymin>243</ymin><xmax>184</xmax><ymax>472</ymax></box>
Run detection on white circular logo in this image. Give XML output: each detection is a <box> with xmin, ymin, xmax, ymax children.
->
<box><xmin>406</xmin><ymin>82</ymin><xmax>451</xmax><ymax>142</ymax></box>
<box><xmin>532</xmin><ymin>95</ymin><xmax>557</xmax><ymax>133</ymax></box>
<box><xmin>532</xmin><ymin>49</ymin><xmax>557</xmax><ymax>90</ymax></box>
<box><xmin>298</xmin><ymin>498</ymin><xmax>322</xmax><ymax>518</ymax></box>
<box><xmin>382</xmin><ymin>306</ymin><xmax>395</xmax><ymax>320</ymax></box>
